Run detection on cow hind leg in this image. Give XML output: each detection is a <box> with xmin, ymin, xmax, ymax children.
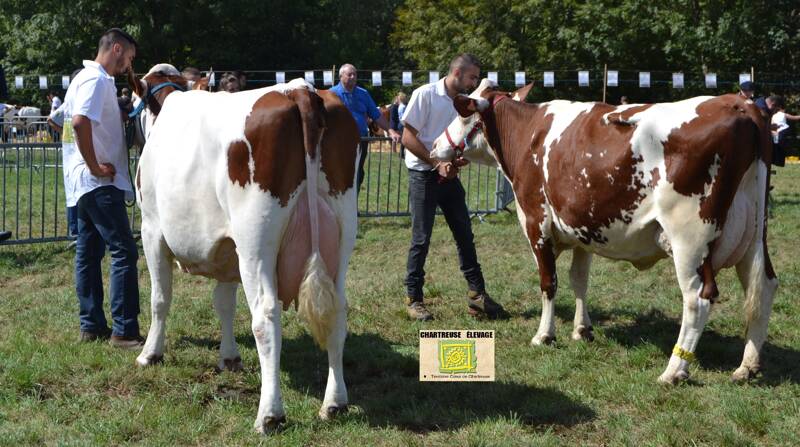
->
<box><xmin>531</xmin><ymin>242</ymin><xmax>558</xmax><ymax>346</ymax></box>
<box><xmin>657</xmin><ymin>242</ymin><xmax>717</xmax><ymax>385</ymax></box>
<box><xmin>213</xmin><ymin>281</ymin><xmax>242</xmax><ymax>372</ymax></box>
<box><xmin>137</xmin><ymin>229</ymin><xmax>174</xmax><ymax>366</ymax></box>
<box><xmin>319</xmin><ymin>275</ymin><xmax>348</xmax><ymax>420</ymax></box>
<box><xmin>569</xmin><ymin>247</ymin><xmax>594</xmax><ymax>342</ymax></box>
<box><xmin>236</xmin><ymin>249</ymin><xmax>285</xmax><ymax>433</ymax></box>
<box><xmin>732</xmin><ymin>235</ymin><xmax>778</xmax><ymax>382</ymax></box>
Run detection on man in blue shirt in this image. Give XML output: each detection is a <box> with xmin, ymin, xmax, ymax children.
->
<box><xmin>331</xmin><ymin>64</ymin><xmax>400</xmax><ymax>193</ymax></box>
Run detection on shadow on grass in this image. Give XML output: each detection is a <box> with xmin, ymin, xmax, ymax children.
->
<box><xmin>280</xmin><ymin>332</ymin><xmax>595</xmax><ymax>432</ymax></box>
<box><xmin>590</xmin><ymin>307</ymin><xmax>800</xmax><ymax>385</ymax></box>
<box><xmin>178</xmin><ymin>331</ymin><xmax>595</xmax><ymax>431</ymax></box>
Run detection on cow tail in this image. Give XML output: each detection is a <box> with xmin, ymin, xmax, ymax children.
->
<box><xmin>743</xmin><ymin>112</ymin><xmax>776</xmax><ymax>330</ymax></box>
<box><xmin>291</xmin><ymin>89</ymin><xmax>338</xmax><ymax>349</ymax></box>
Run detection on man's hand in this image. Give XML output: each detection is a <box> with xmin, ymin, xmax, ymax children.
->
<box><xmin>436</xmin><ymin>161</ymin><xmax>459</xmax><ymax>179</ymax></box>
<box><xmin>453</xmin><ymin>157</ymin><xmax>470</xmax><ymax>168</ymax></box>
<box><xmin>91</xmin><ymin>162</ymin><xmax>116</xmax><ymax>180</ymax></box>
<box><xmin>388</xmin><ymin>129</ymin><xmax>401</xmax><ymax>143</ymax></box>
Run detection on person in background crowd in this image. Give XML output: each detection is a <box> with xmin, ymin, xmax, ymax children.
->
<box><xmin>620</xmin><ymin>96</ymin><xmax>629</xmax><ymax>105</ymax></box>
<box><xmin>181</xmin><ymin>66</ymin><xmax>201</xmax><ymax>88</ymax></box>
<box><xmin>332</xmin><ymin>63</ymin><xmax>400</xmax><ymax>194</ymax></box>
<box><xmin>220</xmin><ymin>72</ymin><xmax>241</xmax><ymax>93</ymax></box>
<box><xmin>390</xmin><ymin>91</ymin><xmax>408</xmax><ymax>157</ymax></box>
<box><xmin>48</xmin><ymin>91</ymin><xmax>62</xmax><ymax>113</ymax></box>
<box><xmin>738</xmin><ymin>81</ymin><xmax>755</xmax><ymax>100</ymax></box>
<box><xmin>61</xmin><ymin>28</ymin><xmax>143</xmax><ymax>348</ymax></box>
<box><xmin>233</xmin><ymin>70</ymin><xmax>247</xmax><ymax>90</ymax></box>
<box><xmin>769</xmin><ymin>95</ymin><xmax>800</xmax><ymax>167</ymax></box>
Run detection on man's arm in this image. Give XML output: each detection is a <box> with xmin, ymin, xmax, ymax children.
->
<box><xmin>374</xmin><ymin>115</ymin><xmax>400</xmax><ymax>142</ymax></box>
<box><xmin>72</xmin><ymin>114</ymin><xmax>115</xmax><ymax>179</ymax></box>
<box><xmin>401</xmin><ymin>124</ymin><xmax>457</xmax><ymax>179</ymax></box>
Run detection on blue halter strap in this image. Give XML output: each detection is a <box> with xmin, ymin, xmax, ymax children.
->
<box><xmin>128</xmin><ymin>81</ymin><xmax>186</xmax><ymax>119</ymax></box>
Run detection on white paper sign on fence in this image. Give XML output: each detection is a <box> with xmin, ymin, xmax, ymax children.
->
<box><xmin>515</xmin><ymin>71</ymin><xmax>526</xmax><ymax>87</ymax></box>
<box><xmin>305</xmin><ymin>71</ymin><xmax>315</xmax><ymax>85</ymax></box>
<box><xmin>487</xmin><ymin>72</ymin><xmax>498</xmax><ymax>83</ymax></box>
<box><xmin>578</xmin><ymin>71</ymin><xmax>589</xmax><ymax>87</ymax></box>
<box><xmin>543</xmin><ymin>71</ymin><xmax>554</xmax><ymax>87</ymax></box>
<box><xmin>705</xmin><ymin>73</ymin><xmax>717</xmax><ymax>88</ymax></box>
<box><xmin>275</xmin><ymin>71</ymin><xmax>285</xmax><ymax>84</ymax></box>
<box><xmin>15</xmin><ymin>76</ymin><xmax>23</xmax><ymax>88</ymax></box>
<box><xmin>429</xmin><ymin>71</ymin><xmax>439</xmax><ymax>83</ymax></box>
<box><xmin>62</xmin><ymin>75</ymin><xmax>70</xmax><ymax>89</ymax></box>
<box><xmin>739</xmin><ymin>73</ymin><xmax>751</xmax><ymax>85</ymax></box>
<box><xmin>639</xmin><ymin>72</ymin><xmax>650</xmax><ymax>88</ymax></box>
<box><xmin>209</xmin><ymin>72</ymin><xmax>216</xmax><ymax>87</ymax></box>
<box><xmin>607</xmin><ymin>70</ymin><xmax>618</xmax><ymax>87</ymax></box>
<box><xmin>402</xmin><ymin>71</ymin><xmax>412</xmax><ymax>85</ymax></box>
<box><xmin>39</xmin><ymin>76</ymin><xmax>48</xmax><ymax>89</ymax></box>
<box><xmin>372</xmin><ymin>71</ymin><xmax>382</xmax><ymax>86</ymax></box>
<box><xmin>323</xmin><ymin>70</ymin><xmax>333</xmax><ymax>86</ymax></box>
<box><xmin>672</xmin><ymin>72</ymin><xmax>684</xmax><ymax>89</ymax></box>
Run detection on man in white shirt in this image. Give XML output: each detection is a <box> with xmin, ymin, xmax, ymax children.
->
<box><xmin>62</xmin><ymin>28</ymin><xmax>143</xmax><ymax>348</ymax></box>
<box><xmin>400</xmin><ymin>53</ymin><xmax>507</xmax><ymax>321</ymax></box>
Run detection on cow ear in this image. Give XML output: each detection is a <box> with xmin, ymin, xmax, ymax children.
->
<box><xmin>128</xmin><ymin>68</ymin><xmax>143</xmax><ymax>98</ymax></box>
<box><xmin>512</xmin><ymin>83</ymin><xmax>533</xmax><ymax>102</ymax></box>
<box><xmin>454</xmin><ymin>94</ymin><xmax>478</xmax><ymax>117</ymax></box>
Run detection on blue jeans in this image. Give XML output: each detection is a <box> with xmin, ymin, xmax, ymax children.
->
<box><xmin>404</xmin><ymin>170</ymin><xmax>485</xmax><ymax>300</ymax></box>
<box><xmin>75</xmin><ymin>186</ymin><xmax>140</xmax><ymax>336</ymax></box>
<box><xmin>67</xmin><ymin>206</ymin><xmax>78</xmax><ymax>238</ymax></box>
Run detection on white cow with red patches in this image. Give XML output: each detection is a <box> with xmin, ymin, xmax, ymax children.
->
<box><xmin>432</xmin><ymin>80</ymin><xmax>778</xmax><ymax>384</ymax></box>
<box><xmin>131</xmin><ymin>64</ymin><xmax>360</xmax><ymax>432</ymax></box>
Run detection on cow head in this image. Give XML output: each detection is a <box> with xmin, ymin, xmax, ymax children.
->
<box><xmin>430</xmin><ymin>80</ymin><xmax>533</xmax><ymax>166</ymax></box>
<box><xmin>128</xmin><ymin>63</ymin><xmax>188</xmax><ymax>147</ymax></box>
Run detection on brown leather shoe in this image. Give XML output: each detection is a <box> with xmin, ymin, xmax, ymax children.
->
<box><xmin>467</xmin><ymin>291</ymin><xmax>509</xmax><ymax>320</ymax></box>
<box><xmin>405</xmin><ymin>297</ymin><xmax>433</xmax><ymax>321</ymax></box>
<box><xmin>109</xmin><ymin>335</ymin><xmax>145</xmax><ymax>350</ymax></box>
<box><xmin>79</xmin><ymin>328</ymin><xmax>111</xmax><ymax>342</ymax></box>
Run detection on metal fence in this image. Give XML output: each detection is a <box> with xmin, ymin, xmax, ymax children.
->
<box><xmin>0</xmin><ymin>137</ymin><xmax>514</xmax><ymax>246</ymax></box>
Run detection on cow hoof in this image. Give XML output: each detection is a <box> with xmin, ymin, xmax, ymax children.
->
<box><xmin>135</xmin><ymin>354</ymin><xmax>163</xmax><ymax>367</ymax></box>
<box><xmin>255</xmin><ymin>416</ymin><xmax>287</xmax><ymax>434</ymax></box>
<box><xmin>220</xmin><ymin>356</ymin><xmax>243</xmax><ymax>372</ymax></box>
<box><xmin>531</xmin><ymin>334</ymin><xmax>556</xmax><ymax>346</ymax></box>
<box><xmin>658</xmin><ymin>370</ymin><xmax>690</xmax><ymax>385</ymax></box>
<box><xmin>319</xmin><ymin>405</ymin><xmax>348</xmax><ymax>420</ymax></box>
<box><xmin>731</xmin><ymin>366</ymin><xmax>758</xmax><ymax>383</ymax></box>
<box><xmin>571</xmin><ymin>325</ymin><xmax>594</xmax><ymax>342</ymax></box>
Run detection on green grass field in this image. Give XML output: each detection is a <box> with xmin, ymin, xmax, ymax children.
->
<box><xmin>1</xmin><ymin>162</ymin><xmax>799</xmax><ymax>446</ymax></box>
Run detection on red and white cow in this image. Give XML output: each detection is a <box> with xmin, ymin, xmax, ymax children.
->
<box><xmin>431</xmin><ymin>80</ymin><xmax>778</xmax><ymax>384</ymax></box>
<box><xmin>130</xmin><ymin>65</ymin><xmax>360</xmax><ymax>432</ymax></box>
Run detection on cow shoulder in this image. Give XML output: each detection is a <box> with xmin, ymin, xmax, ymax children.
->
<box><xmin>317</xmin><ymin>90</ymin><xmax>360</xmax><ymax>196</ymax></box>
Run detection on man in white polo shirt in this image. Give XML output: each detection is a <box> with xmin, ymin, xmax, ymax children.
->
<box><xmin>400</xmin><ymin>53</ymin><xmax>508</xmax><ymax>321</ymax></box>
<box><xmin>62</xmin><ymin>28</ymin><xmax>143</xmax><ymax>348</ymax></box>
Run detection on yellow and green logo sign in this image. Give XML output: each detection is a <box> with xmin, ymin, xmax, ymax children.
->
<box><xmin>438</xmin><ymin>340</ymin><xmax>477</xmax><ymax>374</ymax></box>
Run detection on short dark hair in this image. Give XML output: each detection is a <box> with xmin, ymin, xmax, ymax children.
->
<box><xmin>768</xmin><ymin>95</ymin><xmax>784</xmax><ymax>109</ymax></box>
<box><xmin>98</xmin><ymin>28</ymin><xmax>137</xmax><ymax>52</ymax></box>
<box><xmin>449</xmin><ymin>53</ymin><xmax>481</xmax><ymax>74</ymax></box>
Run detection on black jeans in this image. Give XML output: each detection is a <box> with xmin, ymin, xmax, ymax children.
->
<box><xmin>405</xmin><ymin>169</ymin><xmax>485</xmax><ymax>300</ymax></box>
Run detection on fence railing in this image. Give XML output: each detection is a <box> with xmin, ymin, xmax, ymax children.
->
<box><xmin>0</xmin><ymin>137</ymin><xmax>514</xmax><ymax>246</ymax></box>
<box><xmin>0</xmin><ymin>117</ymin><xmax>59</xmax><ymax>144</ymax></box>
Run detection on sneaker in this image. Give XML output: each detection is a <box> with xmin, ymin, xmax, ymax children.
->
<box><xmin>467</xmin><ymin>291</ymin><xmax>509</xmax><ymax>320</ymax></box>
<box><xmin>79</xmin><ymin>328</ymin><xmax>111</xmax><ymax>342</ymax></box>
<box><xmin>109</xmin><ymin>335</ymin><xmax>145</xmax><ymax>350</ymax></box>
<box><xmin>405</xmin><ymin>297</ymin><xmax>433</xmax><ymax>321</ymax></box>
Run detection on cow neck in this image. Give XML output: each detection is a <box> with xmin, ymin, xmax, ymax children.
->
<box><xmin>482</xmin><ymin>98</ymin><xmax>539</xmax><ymax>183</ymax></box>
